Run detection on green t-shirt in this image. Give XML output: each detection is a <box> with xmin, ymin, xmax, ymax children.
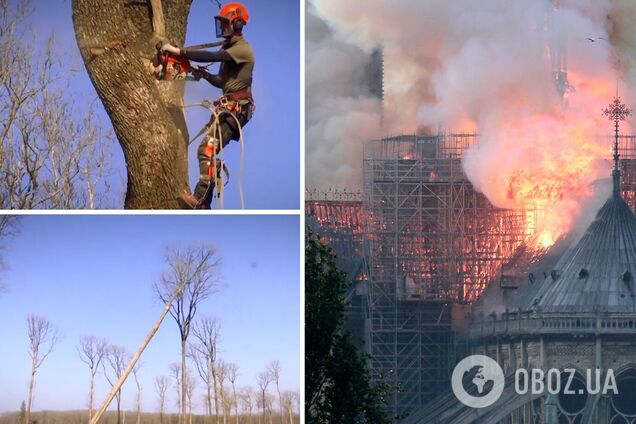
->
<box><xmin>221</xmin><ymin>36</ymin><xmax>255</xmax><ymax>94</ymax></box>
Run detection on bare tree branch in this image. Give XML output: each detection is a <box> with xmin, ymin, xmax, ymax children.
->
<box><xmin>191</xmin><ymin>315</ymin><xmax>221</xmax><ymax>421</ymax></box>
<box><xmin>267</xmin><ymin>360</ymin><xmax>283</xmax><ymax>424</ymax></box>
<box><xmin>240</xmin><ymin>386</ymin><xmax>255</xmax><ymax>421</ymax></box>
<box><xmin>257</xmin><ymin>370</ymin><xmax>273</xmax><ymax>424</ymax></box>
<box><xmin>154</xmin><ymin>375</ymin><xmax>169</xmax><ymax>423</ymax></box>
<box><xmin>155</xmin><ymin>245</ymin><xmax>221</xmax><ymax>423</ymax></box>
<box><xmin>103</xmin><ymin>344</ymin><xmax>129</xmax><ymax>424</ymax></box>
<box><xmin>1</xmin><ymin>0</ymin><xmax>117</xmax><ymax>209</ymax></box>
<box><xmin>227</xmin><ymin>362</ymin><xmax>240</xmax><ymax>424</ymax></box>
<box><xmin>78</xmin><ymin>335</ymin><xmax>107</xmax><ymax>421</ymax></box>
<box><xmin>25</xmin><ymin>314</ymin><xmax>60</xmax><ymax>424</ymax></box>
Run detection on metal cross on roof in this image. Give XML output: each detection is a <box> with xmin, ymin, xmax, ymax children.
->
<box><xmin>603</xmin><ymin>95</ymin><xmax>632</xmax><ymax>197</ymax></box>
<box><xmin>603</xmin><ymin>96</ymin><xmax>632</xmax><ymax>122</ymax></box>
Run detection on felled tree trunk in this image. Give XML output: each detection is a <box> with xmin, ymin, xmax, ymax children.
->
<box><xmin>72</xmin><ymin>0</ymin><xmax>193</xmax><ymax>209</ymax></box>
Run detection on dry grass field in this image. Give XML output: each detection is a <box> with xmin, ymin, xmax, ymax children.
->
<box><xmin>0</xmin><ymin>411</ymin><xmax>299</xmax><ymax>424</ymax></box>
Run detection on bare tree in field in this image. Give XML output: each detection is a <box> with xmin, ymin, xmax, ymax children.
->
<box><xmin>267</xmin><ymin>361</ymin><xmax>283</xmax><ymax>424</ymax></box>
<box><xmin>281</xmin><ymin>391</ymin><xmax>298</xmax><ymax>424</ymax></box>
<box><xmin>132</xmin><ymin>362</ymin><xmax>143</xmax><ymax>424</ymax></box>
<box><xmin>227</xmin><ymin>363</ymin><xmax>239</xmax><ymax>424</ymax></box>
<box><xmin>189</xmin><ymin>344</ymin><xmax>212</xmax><ymax>420</ymax></box>
<box><xmin>155</xmin><ymin>246</ymin><xmax>221</xmax><ymax>424</ymax></box>
<box><xmin>240</xmin><ymin>387</ymin><xmax>255</xmax><ymax>424</ymax></box>
<box><xmin>191</xmin><ymin>316</ymin><xmax>221</xmax><ymax>422</ymax></box>
<box><xmin>78</xmin><ymin>335</ymin><xmax>107</xmax><ymax>421</ymax></box>
<box><xmin>25</xmin><ymin>315</ymin><xmax>60</xmax><ymax>424</ymax></box>
<box><xmin>1</xmin><ymin>0</ymin><xmax>116</xmax><ymax>209</ymax></box>
<box><xmin>257</xmin><ymin>371</ymin><xmax>273</xmax><ymax>424</ymax></box>
<box><xmin>103</xmin><ymin>345</ymin><xmax>129</xmax><ymax>424</ymax></box>
<box><xmin>216</xmin><ymin>361</ymin><xmax>229</xmax><ymax>424</ymax></box>
<box><xmin>169</xmin><ymin>362</ymin><xmax>182</xmax><ymax>423</ymax></box>
<box><xmin>155</xmin><ymin>376</ymin><xmax>169</xmax><ymax>424</ymax></box>
<box><xmin>185</xmin><ymin>372</ymin><xmax>196</xmax><ymax>424</ymax></box>
<box><xmin>264</xmin><ymin>394</ymin><xmax>275</xmax><ymax>424</ymax></box>
<box><xmin>72</xmin><ymin>0</ymin><xmax>194</xmax><ymax>208</ymax></box>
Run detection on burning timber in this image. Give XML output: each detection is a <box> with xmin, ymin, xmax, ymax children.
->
<box><xmin>306</xmin><ymin>132</ymin><xmax>636</xmax><ymax>421</ymax></box>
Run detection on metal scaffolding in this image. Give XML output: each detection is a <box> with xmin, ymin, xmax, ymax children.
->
<box><xmin>618</xmin><ymin>135</ymin><xmax>636</xmax><ymax>210</ymax></box>
<box><xmin>305</xmin><ymin>189</ymin><xmax>369</xmax><ymax>347</ymax></box>
<box><xmin>362</xmin><ymin>133</ymin><xmax>536</xmax><ymax>418</ymax></box>
<box><xmin>305</xmin><ymin>133</ymin><xmax>636</xmax><ymax>422</ymax></box>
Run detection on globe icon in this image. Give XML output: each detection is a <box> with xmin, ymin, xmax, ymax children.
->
<box><xmin>461</xmin><ymin>365</ymin><xmax>495</xmax><ymax>398</ymax></box>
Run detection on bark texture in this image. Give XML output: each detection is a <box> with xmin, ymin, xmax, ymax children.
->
<box><xmin>72</xmin><ymin>0</ymin><xmax>192</xmax><ymax>208</ymax></box>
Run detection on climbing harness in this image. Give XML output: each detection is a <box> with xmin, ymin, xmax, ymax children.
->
<box><xmin>181</xmin><ymin>93</ymin><xmax>252</xmax><ymax>209</ymax></box>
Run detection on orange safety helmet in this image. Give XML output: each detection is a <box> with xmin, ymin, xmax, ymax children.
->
<box><xmin>215</xmin><ymin>2</ymin><xmax>249</xmax><ymax>38</ymax></box>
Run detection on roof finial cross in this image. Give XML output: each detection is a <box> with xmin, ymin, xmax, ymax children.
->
<box><xmin>603</xmin><ymin>93</ymin><xmax>632</xmax><ymax>198</ymax></box>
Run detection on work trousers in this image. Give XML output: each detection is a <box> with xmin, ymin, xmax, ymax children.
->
<box><xmin>193</xmin><ymin>106</ymin><xmax>250</xmax><ymax>208</ymax></box>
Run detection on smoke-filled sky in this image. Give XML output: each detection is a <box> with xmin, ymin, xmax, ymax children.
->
<box><xmin>307</xmin><ymin>0</ymin><xmax>636</xmax><ymax>243</ymax></box>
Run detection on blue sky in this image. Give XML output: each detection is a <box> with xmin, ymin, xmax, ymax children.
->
<box><xmin>0</xmin><ymin>215</ymin><xmax>300</xmax><ymax>413</ymax></box>
<box><xmin>26</xmin><ymin>0</ymin><xmax>300</xmax><ymax>209</ymax></box>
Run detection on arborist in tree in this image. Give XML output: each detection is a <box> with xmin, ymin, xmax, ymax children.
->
<box><xmin>161</xmin><ymin>2</ymin><xmax>254</xmax><ymax>209</ymax></box>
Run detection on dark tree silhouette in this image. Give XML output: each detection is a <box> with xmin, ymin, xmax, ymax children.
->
<box><xmin>305</xmin><ymin>230</ymin><xmax>390</xmax><ymax>424</ymax></box>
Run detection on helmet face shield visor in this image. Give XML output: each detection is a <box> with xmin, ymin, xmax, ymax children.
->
<box><xmin>215</xmin><ymin>16</ymin><xmax>233</xmax><ymax>38</ymax></box>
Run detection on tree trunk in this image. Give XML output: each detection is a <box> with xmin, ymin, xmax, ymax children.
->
<box><xmin>116</xmin><ymin>390</ymin><xmax>122</xmax><ymax>424</ymax></box>
<box><xmin>89</xmin><ymin>371</ymin><xmax>96</xmax><ymax>422</ymax></box>
<box><xmin>207</xmin><ymin>376</ymin><xmax>213</xmax><ymax>422</ymax></box>
<box><xmin>221</xmin><ymin>387</ymin><xmax>227</xmax><ymax>424</ymax></box>
<box><xmin>181</xmin><ymin>338</ymin><xmax>187</xmax><ymax>424</ymax></box>
<box><xmin>212</xmin><ymin>369</ymin><xmax>219</xmax><ymax>424</ymax></box>
<box><xmin>136</xmin><ymin>390</ymin><xmax>141</xmax><ymax>424</ymax></box>
<box><xmin>71</xmin><ymin>0</ymin><xmax>193</xmax><ymax>209</ymax></box>
<box><xmin>232</xmin><ymin>385</ymin><xmax>239</xmax><ymax>424</ymax></box>
<box><xmin>276</xmin><ymin>385</ymin><xmax>282</xmax><ymax>424</ymax></box>
<box><xmin>25</xmin><ymin>368</ymin><xmax>35</xmax><ymax>424</ymax></box>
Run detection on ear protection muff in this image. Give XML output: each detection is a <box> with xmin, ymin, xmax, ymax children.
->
<box><xmin>233</xmin><ymin>19</ymin><xmax>245</xmax><ymax>32</ymax></box>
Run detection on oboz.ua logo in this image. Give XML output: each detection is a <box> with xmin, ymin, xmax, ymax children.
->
<box><xmin>451</xmin><ymin>355</ymin><xmax>505</xmax><ymax>408</ymax></box>
<box><xmin>452</xmin><ymin>355</ymin><xmax>620</xmax><ymax>409</ymax></box>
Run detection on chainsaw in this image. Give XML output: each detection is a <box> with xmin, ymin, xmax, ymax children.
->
<box><xmin>152</xmin><ymin>40</ymin><xmax>226</xmax><ymax>81</ymax></box>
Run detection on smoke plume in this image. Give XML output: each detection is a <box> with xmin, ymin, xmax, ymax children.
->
<box><xmin>308</xmin><ymin>0</ymin><xmax>636</xmax><ymax>242</ymax></box>
<box><xmin>305</xmin><ymin>7</ymin><xmax>382</xmax><ymax>191</ymax></box>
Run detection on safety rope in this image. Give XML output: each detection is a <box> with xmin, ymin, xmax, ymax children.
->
<box><xmin>214</xmin><ymin>107</ymin><xmax>225</xmax><ymax>209</ymax></box>
<box><xmin>180</xmin><ymin>100</ymin><xmax>246</xmax><ymax>209</ymax></box>
<box><xmin>226</xmin><ymin>112</ymin><xmax>245</xmax><ymax>208</ymax></box>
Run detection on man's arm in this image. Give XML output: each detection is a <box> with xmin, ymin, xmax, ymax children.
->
<box><xmin>181</xmin><ymin>49</ymin><xmax>233</xmax><ymax>63</ymax></box>
<box><xmin>161</xmin><ymin>43</ymin><xmax>233</xmax><ymax>63</ymax></box>
<box><xmin>191</xmin><ymin>67</ymin><xmax>223</xmax><ymax>88</ymax></box>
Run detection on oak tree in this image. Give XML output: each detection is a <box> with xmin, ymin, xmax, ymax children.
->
<box><xmin>72</xmin><ymin>0</ymin><xmax>194</xmax><ymax>208</ymax></box>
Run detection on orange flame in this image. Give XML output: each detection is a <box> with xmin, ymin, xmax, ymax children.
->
<box><xmin>466</xmin><ymin>78</ymin><xmax>616</xmax><ymax>250</ymax></box>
